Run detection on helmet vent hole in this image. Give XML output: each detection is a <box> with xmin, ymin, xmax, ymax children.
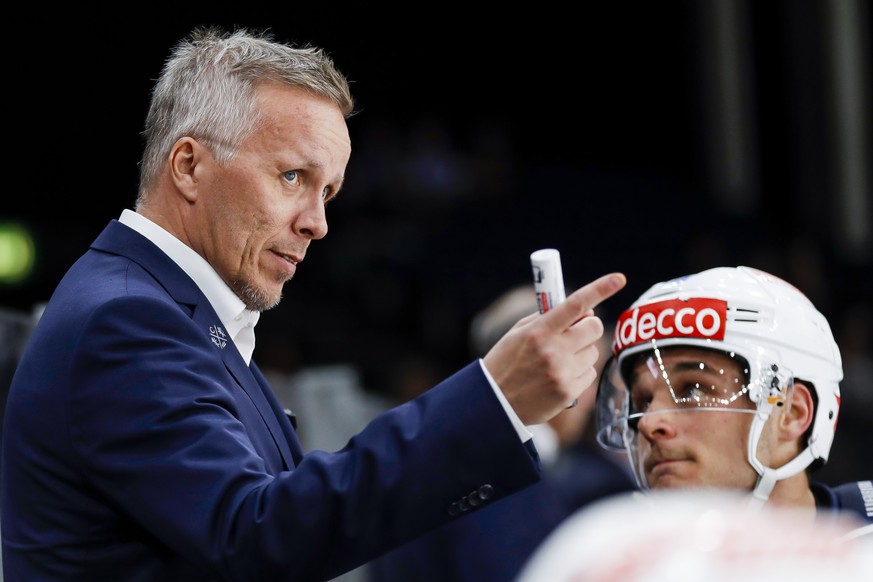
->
<box><xmin>729</xmin><ymin>306</ymin><xmax>761</xmax><ymax>323</ymax></box>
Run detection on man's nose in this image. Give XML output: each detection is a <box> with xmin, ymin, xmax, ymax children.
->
<box><xmin>636</xmin><ymin>390</ymin><xmax>680</xmax><ymax>440</ymax></box>
<box><xmin>295</xmin><ymin>196</ymin><xmax>328</xmax><ymax>240</ymax></box>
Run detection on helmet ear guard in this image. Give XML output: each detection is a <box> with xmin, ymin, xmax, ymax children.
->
<box><xmin>595</xmin><ymin>266</ymin><xmax>843</xmax><ymax>501</ymax></box>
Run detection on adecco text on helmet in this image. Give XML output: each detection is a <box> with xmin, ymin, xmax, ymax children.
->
<box><xmin>612</xmin><ymin>297</ymin><xmax>728</xmax><ymax>354</ymax></box>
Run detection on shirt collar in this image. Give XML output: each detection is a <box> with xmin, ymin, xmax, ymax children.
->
<box><xmin>119</xmin><ymin>209</ymin><xmax>260</xmax><ymax>364</ymax></box>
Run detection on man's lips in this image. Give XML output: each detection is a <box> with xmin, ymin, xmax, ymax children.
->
<box><xmin>651</xmin><ymin>459</ymin><xmax>679</xmax><ymax>471</ymax></box>
<box><xmin>272</xmin><ymin>250</ymin><xmax>301</xmax><ymax>265</ymax></box>
<box><xmin>646</xmin><ymin>454</ymin><xmax>688</xmax><ymax>475</ymax></box>
<box><xmin>269</xmin><ymin>250</ymin><xmax>302</xmax><ymax>278</ymax></box>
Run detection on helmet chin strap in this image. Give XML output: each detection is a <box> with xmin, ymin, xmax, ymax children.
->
<box><xmin>746</xmin><ymin>405</ymin><xmax>817</xmax><ymax>509</ymax></box>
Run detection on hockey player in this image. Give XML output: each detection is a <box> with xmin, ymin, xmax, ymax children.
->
<box><xmin>595</xmin><ymin>266</ymin><xmax>872</xmax><ymax>523</ymax></box>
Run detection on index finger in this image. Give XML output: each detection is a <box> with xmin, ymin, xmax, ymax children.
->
<box><xmin>541</xmin><ymin>272</ymin><xmax>626</xmax><ymax>332</ymax></box>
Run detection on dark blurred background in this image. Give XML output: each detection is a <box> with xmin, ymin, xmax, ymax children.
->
<box><xmin>2</xmin><ymin>0</ymin><xmax>870</xmax><ymax>485</ymax></box>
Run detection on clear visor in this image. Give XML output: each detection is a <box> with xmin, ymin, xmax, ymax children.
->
<box><xmin>595</xmin><ymin>343</ymin><xmax>794</xmax><ymax>452</ymax></box>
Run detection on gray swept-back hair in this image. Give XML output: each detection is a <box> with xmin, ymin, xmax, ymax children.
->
<box><xmin>136</xmin><ymin>26</ymin><xmax>355</xmax><ymax>204</ymax></box>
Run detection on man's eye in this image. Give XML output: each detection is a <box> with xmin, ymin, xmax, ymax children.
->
<box><xmin>321</xmin><ymin>187</ymin><xmax>330</xmax><ymax>200</ymax></box>
<box><xmin>680</xmin><ymin>383</ymin><xmax>709</xmax><ymax>402</ymax></box>
<box><xmin>631</xmin><ymin>396</ymin><xmax>651</xmax><ymax>414</ymax></box>
<box><xmin>283</xmin><ymin>170</ymin><xmax>299</xmax><ymax>184</ymax></box>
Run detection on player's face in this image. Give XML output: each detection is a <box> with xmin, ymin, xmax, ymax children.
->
<box><xmin>627</xmin><ymin>347</ymin><xmax>761</xmax><ymax>490</ymax></box>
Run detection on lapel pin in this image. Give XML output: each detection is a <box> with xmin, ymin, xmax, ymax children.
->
<box><xmin>209</xmin><ymin>325</ymin><xmax>228</xmax><ymax>349</ymax></box>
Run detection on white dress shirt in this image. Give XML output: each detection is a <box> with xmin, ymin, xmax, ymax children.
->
<box><xmin>119</xmin><ymin>210</ymin><xmax>259</xmax><ymax>365</ymax></box>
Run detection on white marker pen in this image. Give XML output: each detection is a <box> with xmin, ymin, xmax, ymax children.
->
<box><xmin>530</xmin><ymin>248</ymin><xmax>577</xmax><ymax>408</ymax></box>
<box><xmin>530</xmin><ymin>248</ymin><xmax>566</xmax><ymax>314</ymax></box>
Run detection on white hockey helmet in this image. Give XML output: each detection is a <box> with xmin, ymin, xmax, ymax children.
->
<box><xmin>595</xmin><ymin>266</ymin><xmax>842</xmax><ymax>501</ymax></box>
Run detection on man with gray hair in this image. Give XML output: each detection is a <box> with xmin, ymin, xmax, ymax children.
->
<box><xmin>1</xmin><ymin>27</ymin><xmax>626</xmax><ymax>580</ymax></box>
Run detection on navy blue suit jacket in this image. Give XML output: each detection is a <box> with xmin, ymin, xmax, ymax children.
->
<box><xmin>1</xmin><ymin>220</ymin><xmax>542</xmax><ymax>581</ymax></box>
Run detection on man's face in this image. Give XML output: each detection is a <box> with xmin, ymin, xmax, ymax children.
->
<box><xmin>194</xmin><ymin>83</ymin><xmax>351</xmax><ymax>311</ymax></box>
<box><xmin>626</xmin><ymin>346</ymin><xmax>766</xmax><ymax>490</ymax></box>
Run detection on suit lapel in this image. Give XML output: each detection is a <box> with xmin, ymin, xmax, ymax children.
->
<box><xmin>251</xmin><ymin>362</ymin><xmax>305</xmax><ymax>465</ymax></box>
<box><xmin>93</xmin><ymin>220</ymin><xmax>299</xmax><ymax>470</ymax></box>
<box><xmin>222</xmin><ymin>340</ymin><xmax>298</xmax><ymax>470</ymax></box>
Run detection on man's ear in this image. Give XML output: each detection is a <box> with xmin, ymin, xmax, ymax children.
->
<box><xmin>780</xmin><ymin>381</ymin><xmax>815</xmax><ymax>442</ymax></box>
<box><xmin>169</xmin><ymin>137</ymin><xmax>202</xmax><ymax>203</ymax></box>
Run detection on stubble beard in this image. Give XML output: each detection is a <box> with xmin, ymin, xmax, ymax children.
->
<box><xmin>235</xmin><ymin>276</ymin><xmax>288</xmax><ymax>312</ymax></box>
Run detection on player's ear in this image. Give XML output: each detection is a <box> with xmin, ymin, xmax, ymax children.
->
<box><xmin>780</xmin><ymin>381</ymin><xmax>814</xmax><ymax>442</ymax></box>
